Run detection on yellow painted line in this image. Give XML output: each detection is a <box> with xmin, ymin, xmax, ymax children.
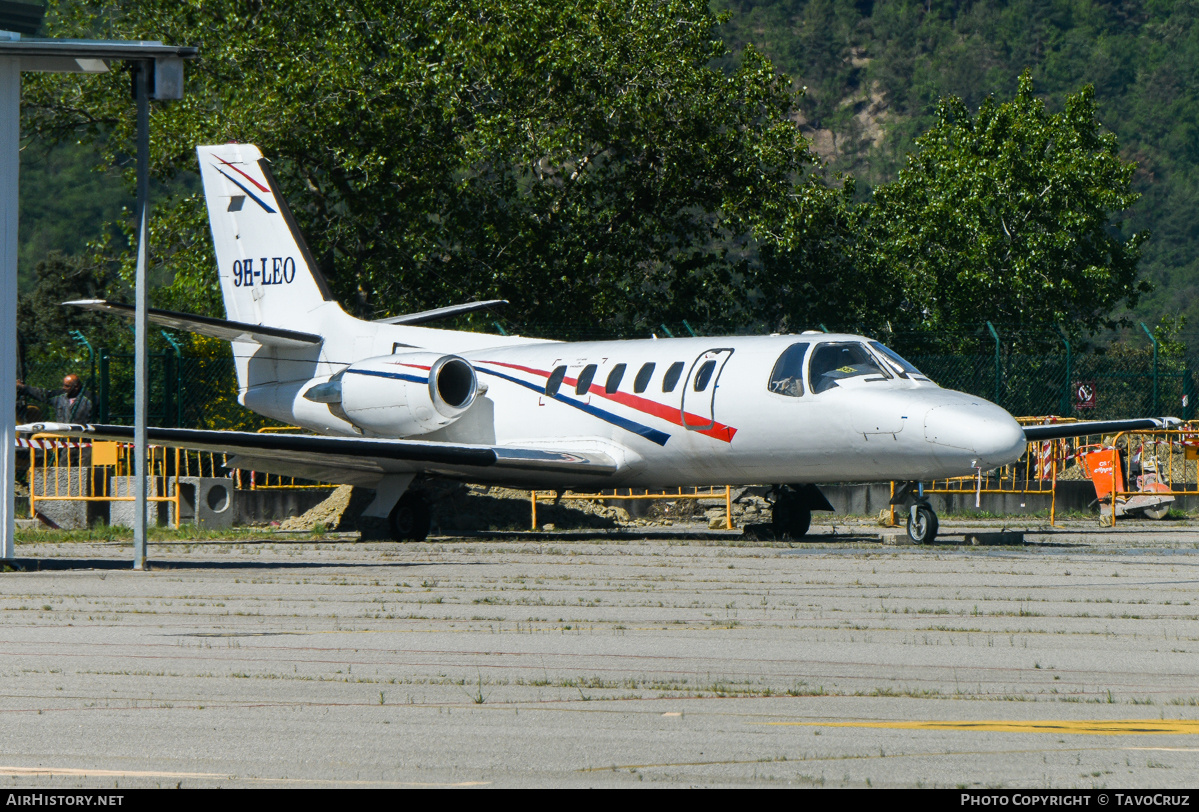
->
<box><xmin>0</xmin><ymin>766</ymin><xmax>489</xmax><ymax>787</ymax></box>
<box><xmin>765</xmin><ymin>719</ymin><xmax>1199</xmax><ymax>736</ymax></box>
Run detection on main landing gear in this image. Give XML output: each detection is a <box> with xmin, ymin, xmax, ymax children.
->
<box><xmin>358</xmin><ymin>474</ymin><xmax>433</xmax><ymax>542</ymax></box>
<box><xmin>389</xmin><ymin>491</ymin><xmax>432</xmax><ymax>542</ymax></box>
<box><xmin>892</xmin><ymin>482</ymin><xmax>938</xmax><ymax>544</ymax></box>
<box><xmin>771</xmin><ymin>484</ymin><xmax>835</xmax><ymax>539</ymax></box>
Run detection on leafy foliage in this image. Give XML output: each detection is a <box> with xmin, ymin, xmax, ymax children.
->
<box><xmin>23</xmin><ymin>0</ymin><xmax>858</xmax><ymax>336</ymax></box>
<box><xmin>713</xmin><ymin>0</ymin><xmax>1199</xmax><ymax>335</ymax></box>
<box><xmin>855</xmin><ymin>73</ymin><xmax>1147</xmax><ymax>335</ymax></box>
<box><xmin>17</xmin><ymin>140</ymin><xmax>128</xmax><ymax>291</ymax></box>
<box><xmin>17</xmin><ymin>253</ymin><xmax>123</xmax><ymax>351</ymax></box>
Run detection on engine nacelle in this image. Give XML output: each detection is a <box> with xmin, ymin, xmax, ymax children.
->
<box><xmin>308</xmin><ymin>352</ymin><xmax>479</xmax><ymax>437</ymax></box>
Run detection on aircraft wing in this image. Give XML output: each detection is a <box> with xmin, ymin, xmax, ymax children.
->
<box><xmin>1022</xmin><ymin>417</ymin><xmax>1180</xmax><ymax>442</ymax></box>
<box><xmin>17</xmin><ymin>423</ymin><xmax>620</xmax><ymax>488</ymax></box>
<box><xmin>64</xmin><ymin>299</ymin><xmax>322</xmax><ymax>348</ymax></box>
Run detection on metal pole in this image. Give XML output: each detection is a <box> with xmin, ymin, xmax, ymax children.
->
<box><xmin>1185</xmin><ymin>360</ymin><xmax>1195</xmax><ymax>421</ymax></box>
<box><xmin>1055</xmin><ymin>325</ymin><xmax>1071</xmax><ymax>416</ymax></box>
<box><xmin>1141</xmin><ymin>322</ymin><xmax>1158</xmax><ymax>416</ymax></box>
<box><xmin>0</xmin><ymin>55</ymin><xmax>18</xmax><ymax>560</ymax></box>
<box><xmin>133</xmin><ymin>60</ymin><xmax>150</xmax><ymax>570</ymax></box>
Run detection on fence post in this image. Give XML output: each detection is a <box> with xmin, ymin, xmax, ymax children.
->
<box><xmin>159</xmin><ymin>331</ymin><xmax>183</xmax><ymax>428</ymax></box>
<box><xmin>70</xmin><ymin>330</ymin><xmax>95</xmax><ymax>399</ymax></box>
<box><xmin>98</xmin><ymin>349</ymin><xmax>109</xmax><ymax>423</ymax></box>
<box><xmin>1185</xmin><ymin>361</ymin><xmax>1196</xmax><ymax>421</ymax></box>
<box><xmin>163</xmin><ymin>352</ymin><xmax>174</xmax><ymax>427</ymax></box>
<box><xmin>1055</xmin><ymin>325</ymin><xmax>1071</xmax><ymax>416</ymax></box>
<box><xmin>986</xmin><ymin>321</ymin><xmax>1001</xmax><ymax>407</ymax></box>
<box><xmin>1140</xmin><ymin>322</ymin><xmax>1158</xmax><ymax>415</ymax></box>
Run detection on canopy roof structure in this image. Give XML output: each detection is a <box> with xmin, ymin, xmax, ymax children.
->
<box><xmin>0</xmin><ymin>21</ymin><xmax>198</xmax><ymax>567</ymax></box>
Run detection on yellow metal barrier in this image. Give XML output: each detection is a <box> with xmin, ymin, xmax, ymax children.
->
<box><xmin>27</xmin><ymin>434</ymin><xmax>182</xmax><ymax>528</ymax></box>
<box><xmin>21</xmin><ymin>429</ymin><xmax>333</xmax><ymax>529</ymax></box>
<box><xmin>888</xmin><ymin>416</ymin><xmax>1102</xmax><ymax>527</ymax></box>
<box><xmin>531</xmin><ymin>485</ymin><xmax>734</xmax><ymax>530</ymax></box>
<box><xmin>887</xmin><ymin>420</ymin><xmax>1199</xmax><ymax>528</ymax></box>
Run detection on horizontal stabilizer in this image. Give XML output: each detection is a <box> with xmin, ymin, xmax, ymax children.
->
<box><xmin>16</xmin><ymin>423</ymin><xmax>620</xmax><ymax>487</ymax></box>
<box><xmin>1023</xmin><ymin>417</ymin><xmax>1180</xmax><ymax>442</ymax></box>
<box><xmin>64</xmin><ymin>299</ymin><xmax>322</xmax><ymax>348</ymax></box>
<box><xmin>374</xmin><ymin>299</ymin><xmax>508</xmax><ymax>326</ymax></box>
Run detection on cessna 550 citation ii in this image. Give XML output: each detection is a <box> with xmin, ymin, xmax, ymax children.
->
<box><xmin>20</xmin><ymin>144</ymin><xmax>1177</xmax><ymax>544</ymax></box>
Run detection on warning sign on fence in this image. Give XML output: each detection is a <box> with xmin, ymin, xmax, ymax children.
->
<box><xmin>1074</xmin><ymin>380</ymin><xmax>1097</xmax><ymax>410</ymax></box>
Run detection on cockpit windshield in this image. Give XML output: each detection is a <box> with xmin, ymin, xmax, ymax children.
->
<box><xmin>869</xmin><ymin>342</ymin><xmax>926</xmax><ymax>379</ymax></box>
<box><xmin>809</xmin><ymin>342</ymin><xmax>890</xmax><ymax>394</ymax></box>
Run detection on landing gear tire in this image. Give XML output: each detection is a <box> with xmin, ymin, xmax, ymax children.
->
<box><xmin>906</xmin><ymin>503</ymin><xmax>938</xmax><ymax>545</ymax></box>
<box><xmin>389</xmin><ymin>492</ymin><xmax>432</xmax><ymax>541</ymax></box>
<box><xmin>772</xmin><ymin>490</ymin><xmax>812</xmax><ymax>539</ymax></box>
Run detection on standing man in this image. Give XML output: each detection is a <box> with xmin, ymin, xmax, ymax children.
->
<box><xmin>17</xmin><ymin>374</ymin><xmax>92</xmax><ymax>424</ymax></box>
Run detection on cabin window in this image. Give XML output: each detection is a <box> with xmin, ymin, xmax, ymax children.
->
<box><xmin>605</xmin><ymin>363</ymin><xmax>626</xmax><ymax>394</ymax></box>
<box><xmin>809</xmin><ymin>342</ymin><xmax>888</xmax><ymax>394</ymax></box>
<box><xmin>633</xmin><ymin>362</ymin><xmax>655</xmax><ymax>393</ymax></box>
<box><xmin>693</xmin><ymin>360</ymin><xmax>717</xmax><ymax>391</ymax></box>
<box><xmin>546</xmin><ymin>365</ymin><xmax>567</xmax><ymax>397</ymax></box>
<box><xmin>768</xmin><ymin>342</ymin><xmax>809</xmax><ymax>397</ymax></box>
<box><xmin>576</xmin><ymin>364</ymin><xmax>597</xmax><ymax>395</ymax></box>
<box><xmin>662</xmin><ymin>361</ymin><xmax>685</xmax><ymax>392</ymax></box>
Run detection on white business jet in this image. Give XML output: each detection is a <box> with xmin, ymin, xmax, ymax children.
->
<box><xmin>22</xmin><ymin>144</ymin><xmax>1175</xmax><ymax>543</ymax></box>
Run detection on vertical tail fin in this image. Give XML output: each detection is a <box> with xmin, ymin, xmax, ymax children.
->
<box><xmin>197</xmin><ymin>144</ymin><xmax>335</xmax><ymax>326</ymax></box>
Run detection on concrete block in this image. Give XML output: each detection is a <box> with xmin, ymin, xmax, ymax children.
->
<box><xmin>108</xmin><ymin>477</ymin><xmax>168</xmax><ymax>527</ymax></box>
<box><xmin>171</xmin><ymin>477</ymin><xmax>235</xmax><ymax>529</ymax></box>
<box><xmin>233</xmin><ymin>488</ymin><xmax>337</xmax><ymax>525</ymax></box>
<box><xmin>31</xmin><ymin>467</ymin><xmax>92</xmax><ymax>529</ymax></box>
<box><xmin>32</xmin><ymin>467</ymin><xmax>89</xmax><ymax>498</ymax></box>
<box><xmin>33</xmin><ymin>499</ymin><xmax>88</xmax><ymax>530</ymax></box>
<box><xmin>964</xmin><ymin>531</ymin><xmax>1025</xmax><ymax>546</ymax></box>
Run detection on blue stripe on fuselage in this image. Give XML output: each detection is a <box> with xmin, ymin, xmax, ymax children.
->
<box><xmin>345</xmin><ymin>368</ymin><xmax>428</xmax><ymax>385</ymax></box>
<box><xmin>477</xmin><ymin>366</ymin><xmax>670</xmax><ymax>446</ymax></box>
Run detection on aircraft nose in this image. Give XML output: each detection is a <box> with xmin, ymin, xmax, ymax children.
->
<box><xmin>925</xmin><ymin>402</ymin><xmax>1026</xmax><ymax>468</ymax></box>
<box><xmin>974</xmin><ymin>410</ymin><xmax>1027</xmax><ymax>468</ymax></box>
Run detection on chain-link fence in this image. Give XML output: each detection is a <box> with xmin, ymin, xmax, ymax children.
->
<box><xmin>15</xmin><ymin>322</ymin><xmax>1197</xmax><ymax>428</ymax></box>
<box><xmin>18</xmin><ymin>345</ymin><xmax>275</xmax><ymax>430</ymax></box>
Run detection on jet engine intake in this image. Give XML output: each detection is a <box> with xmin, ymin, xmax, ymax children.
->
<box><xmin>307</xmin><ymin>352</ymin><xmax>480</xmax><ymax>437</ymax></box>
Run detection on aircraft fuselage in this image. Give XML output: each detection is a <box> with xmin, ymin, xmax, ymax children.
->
<box><xmin>248</xmin><ymin>319</ymin><xmax>1028</xmax><ymax>489</ymax></box>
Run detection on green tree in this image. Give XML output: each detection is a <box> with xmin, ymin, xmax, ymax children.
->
<box><xmin>23</xmin><ymin>0</ymin><xmax>856</xmax><ymax>337</ymax></box>
<box><xmin>16</xmin><ymin>253</ymin><xmax>121</xmax><ymax>351</ymax></box>
<box><xmin>856</xmin><ymin>72</ymin><xmax>1148</xmax><ymax>337</ymax></box>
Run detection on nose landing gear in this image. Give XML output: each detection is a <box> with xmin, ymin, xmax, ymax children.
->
<box><xmin>906</xmin><ymin>502</ymin><xmax>939</xmax><ymax>544</ymax></box>
<box><xmin>892</xmin><ymin>481</ymin><xmax>939</xmax><ymax>545</ymax></box>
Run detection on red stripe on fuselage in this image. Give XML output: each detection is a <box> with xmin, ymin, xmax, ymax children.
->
<box><xmin>480</xmin><ymin>360</ymin><xmax>737</xmax><ymax>442</ymax></box>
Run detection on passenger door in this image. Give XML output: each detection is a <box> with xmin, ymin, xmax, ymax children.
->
<box><xmin>680</xmin><ymin>349</ymin><xmax>734</xmax><ymax>431</ymax></box>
